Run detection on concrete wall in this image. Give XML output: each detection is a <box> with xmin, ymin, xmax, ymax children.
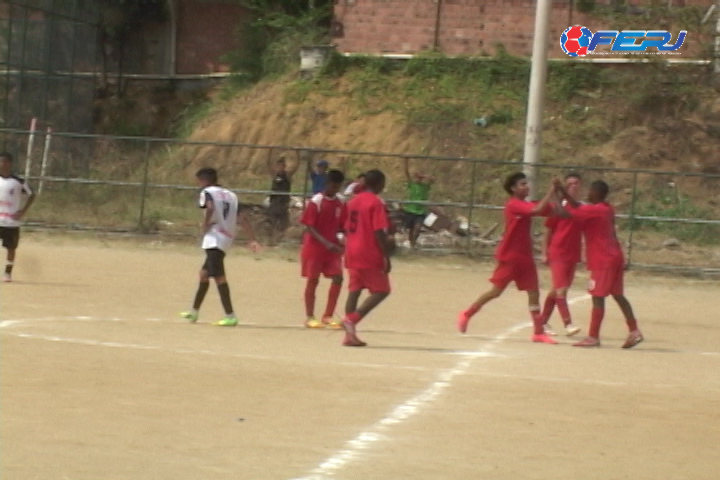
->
<box><xmin>332</xmin><ymin>0</ymin><xmax>709</xmax><ymax>58</ymax></box>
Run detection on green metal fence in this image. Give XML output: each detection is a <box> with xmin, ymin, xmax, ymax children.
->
<box><xmin>2</xmin><ymin>127</ymin><xmax>719</xmax><ymax>276</ymax></box>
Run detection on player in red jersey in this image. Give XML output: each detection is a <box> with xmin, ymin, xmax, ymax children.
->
<box><xmin>555</xmin><ymin>179</ymin><xmax>644</xmax><ymax>348</ymax></box>
<box><xmin>457</xmin><ymin>172</ymin><xmax>558</xmax><ymax>344</ymax></box>
<box><xmin>300</xmin><ymin>169</ymin><xmax>347</xmax><ymax>329</ymax></box>
<box><xmin>540</xmin><ymin>172</ymin><xmax>583</xmax><ymax>337</ymax></box>
<box><xmin>341</xmin><ymin>169</ymin><xmax>393</xmax><ymax>347</ymax></box>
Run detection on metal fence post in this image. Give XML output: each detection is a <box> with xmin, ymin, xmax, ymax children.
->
<box><xmin>300</xmin><ymin>149</ymin><xmax>311</xmax><ymax>206</ymax></box>
<box><xmin>466</xmin><ymin>160</ymin><xmax>478</xmax><ymax>255</ymax></box>
<box><xmin>626</xmin><ymin>172</ymin><xmax>639</xmax><ymax>267</ymax></box>
<box><xmin>137</xmin><ymin>140</ymin><xmax>151</xmax><ymax>230</ymax></box>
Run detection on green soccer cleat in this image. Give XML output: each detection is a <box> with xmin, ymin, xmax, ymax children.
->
<box><xmin>212</xmin><ymin>316</ymin><xmax>238</xmax><ymax>327</ymax></box>
<box><xmin>180</xmin><ymin>311</ymin><xmax>198</xmax><ymax>323</ymax></box>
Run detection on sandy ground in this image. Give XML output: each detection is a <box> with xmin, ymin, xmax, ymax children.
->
<box><xmin>1</xmin><ymin>234</ymin><xmax>720</xmax><ymax>480</ymax></box>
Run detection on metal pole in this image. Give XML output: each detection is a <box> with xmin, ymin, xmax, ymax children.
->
<box><xmin>24</xmin><ymin>116</ymin><xmax>37</xmax><ymax>180</ymax></box>
<box><xmin>38</xmin><ymin>127</ymin><xmax>52</xmax><ymax>194</ymax></box>
<box><xmin>137</xmin><ymin>140</ymin><xmax>151</xmax><ymax>230</ymax></box>
<box><xmin>626</xmin><ymin>172</ymin><xmax>639</xmax><ymax>268</ymax></box>
<box><xmin>300</xmin><ymin>149</ymin><xmax>310</xmax><ymax>207</ymax></box>
<box><xmin>522</xmin><ymin>0</ymin><xmax>552</xmax><ymax>200</ymax></box>
<box><xmin>466</xmin><ymin>160</ymin><xmax>478</xmax><ymax>255</ymax></box>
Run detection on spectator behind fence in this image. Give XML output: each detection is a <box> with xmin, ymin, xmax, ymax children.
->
<box><xmin>267</xmin><ymin>155</ymin><xmax>299</xmax><ymax>244</ymax></box>
<box><xmin>310</xmin><ymin>159</ymin><xmax>329</xmax><ymax>195</ymax></box>
<box><xmin>401</xmin><ymin>158</ymin><xmax>434</xmax><ymax>249</ymax></box>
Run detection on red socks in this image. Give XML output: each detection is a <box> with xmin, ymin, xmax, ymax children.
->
<box><xmin>626</xmin><ymin>317</ymin><xmax>638</xmax><ymax>332</ymax></box>
<box><xmin>304</xmin><ymin>278</ymin><xmax>319</xmax><ymax>317</ymax></box>
<box><xmin>531</xmin><ymin>308</ymin><xmax>544</xmax><ymax>335</ymax></box>
<box><xmin>346</xmin><ymin>311</ymin><xmax>363</xmax><ymax>324</ymax></box>
<box><xmin>465</xmin><ymin>304</ymin><xmax>481</xmax><ymax>318</ymax></box>
<box><xmin>324</xmin><ymin>283</ymin><xmax>342</xmax><ymax>318</ymax></box>
<box><xmin>541</xmin><ymin>293</ymin><xmax>555</xmax><ymax>323</ymax></box>
<box><xmin>589</xmin><ymin>307</ymin><xmax>604</xmax><ymax>338</ymax></box>
<box><xmin>555</xmin><ymin>297</ymin><xmax>572</xmax><ymax>326</ymax></box>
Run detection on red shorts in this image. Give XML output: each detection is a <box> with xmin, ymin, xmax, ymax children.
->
<box><xmin>490</xmin><ymin>260</ymin><xmax>539</xmax><ymax>292</ymax></box>
<box><xmin>348</xmin><ymin>268</ymin><xmax>391</xmax><ymax>294</ymax></box>
<box><xmin>588</xmin><ymin>262</ymin><xmax>624</xmax><ymax>297</ymax></box>
<box><xmin>301</xmin><ymin>251</ymin><xmax>342</xmax><ymax>279</ymax></box>
<box><xmin>549</xmin><ymin>260</ymin><xmax>577</xmax><ymax>290</ymax></box>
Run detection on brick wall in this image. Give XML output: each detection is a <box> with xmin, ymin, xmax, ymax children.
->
<box><xmin>332</xmin><ymin>0</ymin><xmax>709</xmax><ymax>58</ymax></box>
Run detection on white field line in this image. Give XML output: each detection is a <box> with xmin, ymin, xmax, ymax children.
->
<box><xmin>0</xmin><ymin>317</ymin><xmax>463</xmax><ymax>371</ymax></box>
<box><xmin>291</xmin><ymin>294</ymin><xmax>591</xmax><ymax>480</ymax></box>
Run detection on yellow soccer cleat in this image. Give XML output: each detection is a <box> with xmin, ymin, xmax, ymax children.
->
<box><xmin>304</xmin><ymin>317</ymin><xmax>324</xmax><ymax>329</ymax></box>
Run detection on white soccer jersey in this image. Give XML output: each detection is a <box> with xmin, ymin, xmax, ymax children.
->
<box><xmin>199</xmin><ymin>185</ymin><xmax>238</xmax><ymax>252</ymax></box>
<box><xmin>0</xmin><ymin>175</ymin><xmax>33</xmax><ymax>228</ymax></box>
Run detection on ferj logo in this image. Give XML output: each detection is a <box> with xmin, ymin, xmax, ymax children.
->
<box><xmin>560</xmin><ymin>25</ymin><xmax>687</xmax><ymax>56</ymax></box>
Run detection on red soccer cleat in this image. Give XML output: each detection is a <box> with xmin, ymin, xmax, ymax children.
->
<box><xmin>573</xmin><ymin>336</ymin><xmax>601</xmax><ymax>347</ymax></box>
<box><xmin>531</xmin><ymin>333</ymin><xmax>558</xmax><ymax>345</ymax></box>
<box><xmin>621</xmin><ymin>330</ymin><xmax>644</xmax><ymax>349</ymax></box>
<box><xmin>342</xmin><ymin>334</ymin><xmax>367</xmax><ymax>347</ymax></box>
<box><xmin>341</xmin><ymin>318</ymin><xmax>367</xmax><ymax>347</ymax></box>
<box><xmin>457</xmin><ymin>310</ymin><xmax>472</xmax><ymax>334</ymax></box>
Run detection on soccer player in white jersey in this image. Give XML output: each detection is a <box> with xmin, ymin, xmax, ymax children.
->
<box><xmin>180</xmin><ymin>168</ymin><xmax>260</xmax><ymax>326</ymax></box>
<box><xmin>0</xmin><ymin>152</ymin><xmax>35</xmax><ymax>282</ymax></box>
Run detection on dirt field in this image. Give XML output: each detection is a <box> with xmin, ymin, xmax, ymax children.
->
<box><xmin>2</xmin><ymin>234</ymin><xmax>719</xmax><ymax>480</ymax></box>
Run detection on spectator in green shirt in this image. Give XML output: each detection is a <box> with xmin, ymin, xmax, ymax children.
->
<box><xmin>401</xmin><ymin>158</ymin><xmax>434</xmax><ymax>248</ymax></box>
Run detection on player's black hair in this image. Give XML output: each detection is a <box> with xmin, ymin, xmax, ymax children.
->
<box><xmin>0</xmin><ymin>152</ymin><xmax>13</xmax><ymax>163</ymax></box>
<box><xmin>196</xmin><ymin>167</ymin><xmax>218</xmax><ymax>184</ymax></box>
<box><xmin>503</xmin><ymin>172</ymin><xmax>526</xmax><ymax>195</ymax></box>
<box><xmin>326</xmin><ymin>169</ymin><xmax>345</xmax><ymax>185</ymax></box>
<box><xmin>364</xmin><ymin>169</ymin><xmax>386</xmax><ymax>190</ymax></box>
<box><xmin>565</xmin><ymin>171</ymin><xmax>582</xmax><ymax>181</ymax></box>
<box><xmin>590</xmin><ymin>180</ymin><xmax>609</xmax><ymax>200</ymax></box>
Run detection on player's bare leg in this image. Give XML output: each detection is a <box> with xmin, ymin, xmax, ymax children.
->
<box><xmin>322</xmin><ymin>275</ymin><xmax>343</xmax><ymax>328</ymax></box>
<box><xmin>529</xmin><ymin>290</ymin><xmax>557</xmax><ymax>344</ymax></box>
<box><xmin>554</xmin><ymin>287</ymin><xmax>581</xmax><ymax>336</ymax></box>
<box><xmin>540</xmin><ymin>290</ymin><xmax>556</xmax><ymax>328</ymax></box>
<box><xmin>342</xmin><ymin>291</ymin><xmax>390</xmax><ymax>347</ymax></box>
<box><xmin>613</xmin><ymin>294</ymin><xmax>644</xmax><ymax>348</ymax></box>
<box><xmin>574</xmin><ymin>296</ymin><xmax>604</xmax><ymax>347</ymax></box>
<box><xmin>3</xmin><ymin>248</ymin><xmax>15</xmax><ymax>282</ymax></box>
<box><xmin>457</xmin><ymin>285</ymin><xmax>503</xmax><ymax>334</ymax></box>
<box><xmin>409</xmin><ymin>222</ymin><xmax>422</xmax><ymax>249</ymax></box>
<box><xmin>304</xmin><ymin>277</ymin><xmax>322</xmax><ymax>328</ymax></box>
<box><xmin>212</xmin><ymin>275</ymin><xmax>238</xmax><ymax>326</ymax></box>
<box><xmin>180</xmin><ymin>269</ymin><xmax>210</xmax><ymax>323</ymax></box>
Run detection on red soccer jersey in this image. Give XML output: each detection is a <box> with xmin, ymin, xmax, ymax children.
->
<box><xmin>344</xmin><ymin>191</ymin><xmax>389</xmax><ymax>270</ymax></box>
<box><xmin>545</xmin><ymin>201</ymin><xmax>583</xmax><ymax>264</ymax></box>
<box><xmin>571</xmin><ymin>202</ymin><xmax>624</xmax><ymax>270</ymax></box>
<box><xmin>495</xmin><ymin>197</ymin><xmax>551</xmax><ymax>262</ymax></box>
<box><xmin>300</xmin><ymin>193</ymin><xmax>346</xmax><ymax>257</ymax></box>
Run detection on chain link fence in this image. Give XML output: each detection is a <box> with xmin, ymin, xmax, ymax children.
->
<box><xmin>2</xmin><ymin>127</ymin><xmax>719</xmax><ymax>276</ymax></box>
<box><xmin>0</xmin><ymin>0</ymin><xmax>100</xmax><ymax>134</ymax></box>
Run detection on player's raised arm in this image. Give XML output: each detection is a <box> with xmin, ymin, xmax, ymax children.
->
<box><xmin>287</xmin><ymin>154</ymin><xmax>300</xmax><ymax>179</ymax></box>
<box><xmin>530</xmin><ymin>181</ymin><xmax>557</xmax><ymax>216</ymax></box>
<box><xmin>403</xmin><ymin>157</ymin><xmax>412</xmax><ymax>183</ymax></box>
